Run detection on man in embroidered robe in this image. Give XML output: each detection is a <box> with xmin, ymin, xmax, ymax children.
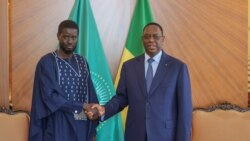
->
<box><xmin>29</xmin><ymin>20</ymin><xmax>99</xmax><ymax>141</ymax></box>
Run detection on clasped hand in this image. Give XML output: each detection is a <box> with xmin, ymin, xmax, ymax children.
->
<box><xmin>83</xmin><ymin>103</ymin><xmax>105</xmax><ymax>120</ymax></box>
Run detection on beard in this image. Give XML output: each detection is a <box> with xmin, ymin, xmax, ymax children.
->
<box><xmin>59</xmin><ymin>43</ymin><xmax>77</xmax><ymax>55</ymax></box>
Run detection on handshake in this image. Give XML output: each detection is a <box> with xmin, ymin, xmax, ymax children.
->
<box><xmin>83</xmin><ymin>103</ymin><xmax>105</xmax><ymax>120</ymax></box>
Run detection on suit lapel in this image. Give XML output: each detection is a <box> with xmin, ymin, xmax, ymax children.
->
<box><xmin>149</xmin><ymin>52</ymin><xmax>171</xmax><ymax>96</ymax></box>
<box><xmin>134</xmin><ymin>55</ymin><xmax>148</xmax><ymax>97</ymax></box>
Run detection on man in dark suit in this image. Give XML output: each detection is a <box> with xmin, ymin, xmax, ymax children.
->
<box><xmin>86</xmin><ymin>22</ymin><xmax>192</xmax><ymax>141</ymax></box>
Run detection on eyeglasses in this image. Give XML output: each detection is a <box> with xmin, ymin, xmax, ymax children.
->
<box><xmin>142</xmin><ymin>34</ymin><xmax>163</xmax><ymax>40</ymax></box>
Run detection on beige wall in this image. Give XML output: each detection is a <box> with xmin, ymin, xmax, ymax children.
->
<box><xmin>0</xmin><ymin>0</ymin><xmax>9</xmax><ymax>108</ymax></box>
<box><xmin>0</xmin><ymin>0</ymin><xmax>247</xmax><ymax>111</ymax></box>
<box><xmin>248</xmin><ymin>0</ymin><xmax>250</xmax><ymax>106</ymax></box>
<box><xmin>151</xmin><ymin>0</ymin><xmax>247</xmax><ymax>108</ymax></box>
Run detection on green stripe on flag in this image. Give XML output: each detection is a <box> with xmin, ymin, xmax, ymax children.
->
<box><xmin>125</xmin><ymin>0</ymin><xmax>154</xmax><ymax>56</ymax></box>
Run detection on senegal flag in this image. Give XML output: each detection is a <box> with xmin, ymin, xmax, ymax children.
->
<box><xmin>68</xmin><ymin>0</ymin><xmax>124</xmax><ymax>141</ymax></box>
<box><xmin>114</xmin><ymin>0</ymin><xmax>154</xmax><ymax>128</ymax></box>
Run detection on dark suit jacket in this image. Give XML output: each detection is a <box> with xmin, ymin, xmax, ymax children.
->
<box><xmin>104</xmin><ymin>51</ymin><xmax>192</xmax><ymax>141</ymax></box>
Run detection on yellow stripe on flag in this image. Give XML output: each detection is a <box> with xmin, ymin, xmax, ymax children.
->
<box><xmin>114</xmin><ymin>48</ymin><xmax>135</xmax><ymax>87</ymax></box>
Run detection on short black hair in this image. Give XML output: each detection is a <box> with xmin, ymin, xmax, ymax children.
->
<box><xmin>58</xmin><ymin>20</ymin><xmax>79</xmax><ymax>35</ymax></box>
<box><xmin>143</xmin><ymin>22</ymin><xmax>164</xmax><ymax>36</ymax></box>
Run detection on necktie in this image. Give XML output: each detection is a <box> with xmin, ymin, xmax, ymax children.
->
<box><xmin>146</xmin><ymin>58</ymin><xmax>154</xmax><ymax>93</ymax></box>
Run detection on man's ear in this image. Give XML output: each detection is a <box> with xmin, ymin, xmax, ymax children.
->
<box><xmin>57</xmin><ymin>33</ymin><xmax>60</xmax><ymax>40</ymax></box>
<box><xmin>162</xmin><ymin>36</ymin><xmax>166</xmax><ymax>42</ymax></box>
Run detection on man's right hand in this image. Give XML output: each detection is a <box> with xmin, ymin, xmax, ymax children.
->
<box><xmin>83</xmin><ymin>103</ymin><xmax>105</xmax><ymax>120</ymax></box>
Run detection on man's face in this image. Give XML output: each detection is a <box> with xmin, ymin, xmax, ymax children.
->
<box><xmin>57</xmin><ymin>28</ymin><xmax>78</xmax><ymax>55</ymax></box>
<box><xmin>142</xmin><ymin>25</ymin><xmax>164</xmax><ymax>57</ymax></box>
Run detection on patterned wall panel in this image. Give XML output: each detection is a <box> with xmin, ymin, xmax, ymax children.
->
<box><xmin>11</xmin><ymin>0</ymin><xmax>75</xmax><ymax>110</ymax></box>
<box><xmin>248</xmin><ymin>0</ymin><xmax>250</xmax><ymax>107</ymax></box>
<box><xmin>151</xmin><ymin>0</ymin><xmax>247</xmax><ymax>108</ymax></box>
<box><xmin>0</xmin><ymin>0</ymin><xmax>9</xmax><ymax>109</ymax></box>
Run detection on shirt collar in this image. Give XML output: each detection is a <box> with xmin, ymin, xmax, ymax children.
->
<box><xmin>145</xmin><ymin>50</ymin><xmax>162</xmax><ymax>63</ymax></box>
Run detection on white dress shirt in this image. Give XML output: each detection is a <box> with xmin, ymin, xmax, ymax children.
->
<box><xmin>144</xmin><ymin>50</ymin><xmax>162</xmax><ymax>78</ymax></box>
